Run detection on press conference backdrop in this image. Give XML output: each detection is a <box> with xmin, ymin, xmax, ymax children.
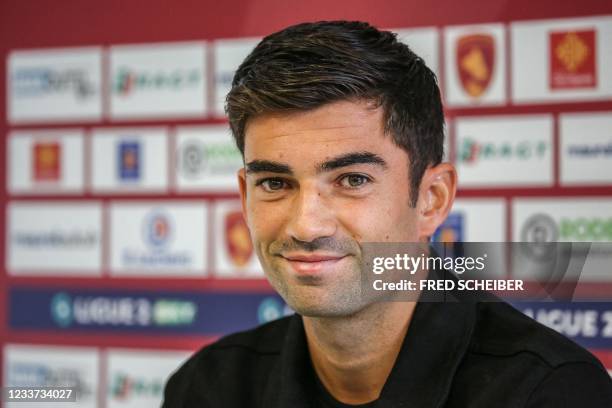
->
<box><xmin>1</xmin><ymin>0</ymin><xmax>612</xmax><ymax>407</ymax></box>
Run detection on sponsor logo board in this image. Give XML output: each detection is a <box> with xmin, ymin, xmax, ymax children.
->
<box><xmin>444</xmin><ymin>24</ymin><xmax>506</xmax><ymax>106</ymax></box>
<box><xmin>514</xmin><ymin>198</ymin><xmax>612</xmax><ymax>242</ymax></box>
<box><xmin>110</xmin><ymin>202</ymin><xmax>207</xmax><ymax>276</ymax></box>
<box><xmin>213</xmin><ymin>200</ymin><xmax>263</xmax><ymax>277</ymax></box>
<box><xmin>110</xmin><ymin>42</ymin><xmax>207</xmax><ymax>118</ymax></box>
<box><xmin>511</xmin><ymin>16</ymin><xmax>612</xmax><ymax>103</ymax></box>
<box><xmin>8</xmin><ymin>130</ymin><xmax>84</xmax><ymax>194</ymax></box>
<box><xmin>9</xmin><ymin>287</ymin><xmax>285</xmax><ymax>335</ymax></box>
<box><xmin>106</xmin><ymin>349</ymin><xmax>190</xmax><ymax>408</ymax></box>
<box><xmin>91</xmin><ymin>128</ymin><xmax>168</xmax><ymax>193</ymax></box>
<box><xmin>175</xmin><ymin>126</ymin><xmax>242</xmax><ymax>192</ymax></box>
<box><xmin>513</xmin><ymin>198</ymin><xmax>612</xmax><ymax>282</ymax></box>
<box><xmin>512</xmin><ymin>302</ymin><xmax>612</xmax><ymax>350</ymax></box>
<box><xmin>455</xmin><ymin>115</ymin><xmax>553</xmax><ymax>187</ymax></box>
<box><xmin>212</xmin><ymin>37</ymin><xmax>260</xmax><ymax>117</ymax></box>
<box><xmin>560</xmin><ymin>112</ymin><xmax>612</xmax><ymax>186</ymax></box>
<box><xmin>7</xmin><ymin>202</ymin><xmax>102</xmax><ymax>275</ymax></box>
<box><xmin>3</xmin><ymin>344</ymin><xmax>99</xmax><ymax>408</ymax></box>
<box><xmin>434</xmin><ymin>199</ymin><xmax>507</xmax><ymax>276</ymax></box>
<box><xmin>8</xmin><ymin>47</ymin><xmax>102</xmax><ymax>123</ymax></box>
<box><xmin>49</xmin><ymin>291</ymin><xmax>197</xmax><ymax>329</ymax></box>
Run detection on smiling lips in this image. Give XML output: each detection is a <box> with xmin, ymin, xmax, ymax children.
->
<box><xmin>281</xmin><ymin>253</ymin><xmax>348</xmax><ymax>275</ymax></box>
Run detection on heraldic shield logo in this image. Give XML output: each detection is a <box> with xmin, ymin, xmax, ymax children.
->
<box><xmin>549</xmin><ymin>29</ymin><xmax>597</xmax><ymax>90</ymax></box>
<box><xmin>33</xmin><ymin>141</ymin><xmax>61</xmax><ymax>181</ymax></box>
<box><xmin>456</xmin><ymin>34</ymin><xmax>495</xmax><ymax>98</ymax></box>
<box><xmin>225</xmin><ymin>210</ymin><xmax>253</xmax><ymax>267</ymax></box>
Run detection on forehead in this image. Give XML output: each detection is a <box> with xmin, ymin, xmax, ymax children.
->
<box><xmin>243</xmin><ymin>100</ymin><xmax>401</xmax><ymax>163</ymax></box>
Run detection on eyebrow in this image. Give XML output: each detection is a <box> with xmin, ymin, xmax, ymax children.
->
<box><xmin>317</xmin><ymin>152</ymin><xmax>388</xmax><ymax>172</ymax></box>
<box><xmin>245</xmin><ymin>160</ymin><xmax>292</xmax><ymax>175</ymax></box>
<box><xmin>245</xmin><ymin>151</ymin><xmax>388</xmax><ymax>175</ymax></box>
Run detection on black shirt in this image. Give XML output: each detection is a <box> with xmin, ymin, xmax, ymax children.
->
<box><xmin>163</xmin><ymin>297</ymin><xmax>612</xmax><ymax>407</ymax></box>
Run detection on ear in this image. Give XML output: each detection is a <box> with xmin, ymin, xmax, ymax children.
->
<box><xmin>416</xmin><ymin>163</ymin><xmax>457</xmax><ymax>241</ymax></box>
<box><xmin>237</xmin><ymin>167</ymin><xmax>248</xmax><ymax>224</ymax></box>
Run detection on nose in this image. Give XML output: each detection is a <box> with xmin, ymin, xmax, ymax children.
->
<box><xmin>285</xmin><ymin>183</ymin><xmax>336</xmax><ymax>243</ymax></box>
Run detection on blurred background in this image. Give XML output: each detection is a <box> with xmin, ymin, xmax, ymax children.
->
<box><xmin>1</xmin><ymin>0</ymin><xmax>611</xmax><ymax>407</ymax></box>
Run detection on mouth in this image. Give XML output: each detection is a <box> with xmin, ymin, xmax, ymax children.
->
<box><xmin>279</xmin><ymin>253</ymin><xmax>349</xmax><ymax>276</ymax></box>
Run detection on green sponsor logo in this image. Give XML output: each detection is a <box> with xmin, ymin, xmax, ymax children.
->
<box><xmin>180</xmin><ymin>140</ymin><xmax>242</xmax><ymax>177</ymax></box>
<box><xmin>460</xmin><ymin>137</ymin><xmax>548</xmax><ymax>164</ymax></box>
<box><xmin>560</xmin><ymin>217</ymin><xmax>612</xmax><ymax>241</ymax></box>
<box><xmin>110</xmin><ymin>373</ymin><xmax>163</xmax><ymax>399</ymax></box>
<box><xmin>114</xmin><ymin>68</ymin><xmax>201</xmax><ymax>95</ymax></box>
<box><xmin>153</xmin><ymin>300</ymin><xmax>197</xmax><ymax>326</ymax></box>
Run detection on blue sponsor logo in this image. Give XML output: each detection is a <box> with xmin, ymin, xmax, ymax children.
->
<box><xmin>433</xmin><ymin>212</ymin><xmax>464</xmax><ymax>243</ymax></box>
<box><xmin>143</xmin><ymin>212</ymin><xmax>172</xmax><ymax>248</ymax></box>
<box><xmin>10</xmin><ymin>287</ymin><xmax>287</xmax><ymax>336</ymax></box>
<box><xmin>121</xmin><ymin>211</ymin><xmax>192</xmax><ymax>268</ymax></box>
<box><xmin>12</xmin><ymin>67</ymin><xmax>95</xmax><ymax>99</ymax></box>
<box><xmin>7</xmin><ymin>362</ymin><xmax>92</xmax><ymax>395</ymax></box>
<box><xmin>118</xmin><ymin>141</ymin><xmax>140</xmax><ymax>181</ymax></box>
<box><xmin>568</xmin><ymin>143</ymin><xmax>612</xmax><ymax>158</ymax></box>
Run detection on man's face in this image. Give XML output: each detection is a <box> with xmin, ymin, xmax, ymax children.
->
<box><xmin>238</xmin><ymin>100</ymin><xmax>421</xmax><ymax>317</ymax></box>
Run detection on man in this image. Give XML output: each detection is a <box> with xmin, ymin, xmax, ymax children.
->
<box><xmin>163</xmin><ymin>21</ymin><xmax>612</xmax><ymax>407</ymax></box>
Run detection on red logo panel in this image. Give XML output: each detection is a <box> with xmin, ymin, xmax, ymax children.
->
<box><xmin>550</xmin><ymin>29</ymin><xmax>597</xmax><ymax>90</ymax></box>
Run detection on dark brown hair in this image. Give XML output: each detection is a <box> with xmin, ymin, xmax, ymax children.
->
<box><xmin>226</xmin><ymin>20</ymin><xmax>444</xmax><ymax>206</ymax></box>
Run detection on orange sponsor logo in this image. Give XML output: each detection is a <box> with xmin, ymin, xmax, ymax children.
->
<box><xmin>549</xmin><ymin>29</ymin><xmax>596</xmax><ymax>89</ymax></box>
<box><xmin>33</xmin><ymin>141</ymin><xmax>61</xmax><ymax>181</ymax></box>
<box><xmin>456</xmin><ymin>34</ymin><xmax>495</xmax><ymax>98</ymax></box>
<box><xmin>225</xmin><ymin>210</ymin><xmax>253</xmax><ymax>268</ymax></box>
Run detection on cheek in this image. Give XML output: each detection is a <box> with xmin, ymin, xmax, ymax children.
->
<box><xmin>246</xmin><ymin>201</ymin><xmax>285</xmax><ymax>244</ymax></box>
<box><xmin>334</xmin><ymin>187</ymin><xmax>417</xmax><ymax>242</ymax></box>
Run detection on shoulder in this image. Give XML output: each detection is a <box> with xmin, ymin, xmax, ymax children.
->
<box><xmin>524</xmin><ymin>360</ymin><xmax>612</xmax><ymax>407</ymax></box>
<box><xmin>471</xmin><ymin>301</ymin><xmax>603</xmax><ymax>368</ymax></box>
<box><xmin>162</xmin><ymin>315</ymin><xmax>294</xmax><ymax>407</ymax></box>
<box><xmin>460</xmin><ymin>301</ymin><xmax>612</xmax><ymax>406</ymax></box>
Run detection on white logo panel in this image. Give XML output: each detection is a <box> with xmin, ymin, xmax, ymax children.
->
<box><xmin>7</xmin><ymin>202</ymin><xmax>102</xmax><ymax>275</ymax></box>
<box><xmin>212</xmin><ymin>37</ymin><xmax>260</xmax><ymax>117</ymax></box>
<box><xmin>450</xmin><ymin>198</ymin><xmax>507</xmax><ymax>242</ymax></box>
<box><xmin>560</xmin><ymin>112</ymin><xmax>612</xmax><ymax>186</ymax></box>
<box><xmin>3</xmin><ymin>344</ymin><xmax>99</xmax><ymax>408</ymax></box>
<box><xmin>91</xmin><ymin>127</ymin><xmax>168</xmax><ymax>193</ymax></box>
<box><xmin>109</xmin><ymin>42</ymin><xmax>207</xmax><ymax>119</ymax></box>
<box><xmin>455</xmin><ymin>115</ymin><xmax>553</xmax><ymax>187</ymax></box>
<box><xmin>8</xmin><ymin>129</ymin><xmax>84</xmax><ymax>194</ymax></box>
<box><xmin>106</xmin><ymin>348</ymin><xmax>190</xmax><ymax>408</ymax></box>
<box><xmin>439</xmin><ymin>198</ymin><xmax>507</xmax><ymax>277</ymax></box>
<box><xmin>513</xmin><ymin>198</ymin><xmax>612</xmax><ymax>281</ymax></box>
<box><xmin>444</xmin><ymin>24</ymin><xmax>506</xmax><ymax>106</ymax></box>
<box><xmin>513</xmin><ymin>198</ymin><xmax>612</xmax><ymax>243</ymax></box>
<box><xmin>8</xmin><ymin>47</ymin><xmax>102</xmax><ymax>123</ymax></box>
<box><xmin>110</xmin><ymin>201</ymin><xmax>208</xmax><ymax>276</ymax></box>
<box><xmin>175</xmin><ymin>125</ymin><xmax>242</xmax><ymax>192</ymax></box>
<box><xmin>511</xmin><ymin>16</ymin><xmax>612</xmax><ymax>103</ymax></box>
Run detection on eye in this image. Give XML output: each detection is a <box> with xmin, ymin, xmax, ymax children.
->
<box><xmin>338</xmin><ymin>174</ymin><xmax>371</xmax><ymax>189</ymax></box>
<box><xmin>256</xmin><ymin>177</ymin><xmax>288</xmax><ymax>192</ymax></box>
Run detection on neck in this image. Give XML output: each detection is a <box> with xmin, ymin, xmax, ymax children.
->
<box><xmin>303</xmin><ymin>301</ymin><xmax>416</xmax><ymax>405</ymax></box>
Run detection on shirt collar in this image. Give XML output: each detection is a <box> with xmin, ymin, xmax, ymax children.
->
<box><xmin>274</xmin><ymin>298</ymin><xmax>476</xmax><ymax>407</ymax></box>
